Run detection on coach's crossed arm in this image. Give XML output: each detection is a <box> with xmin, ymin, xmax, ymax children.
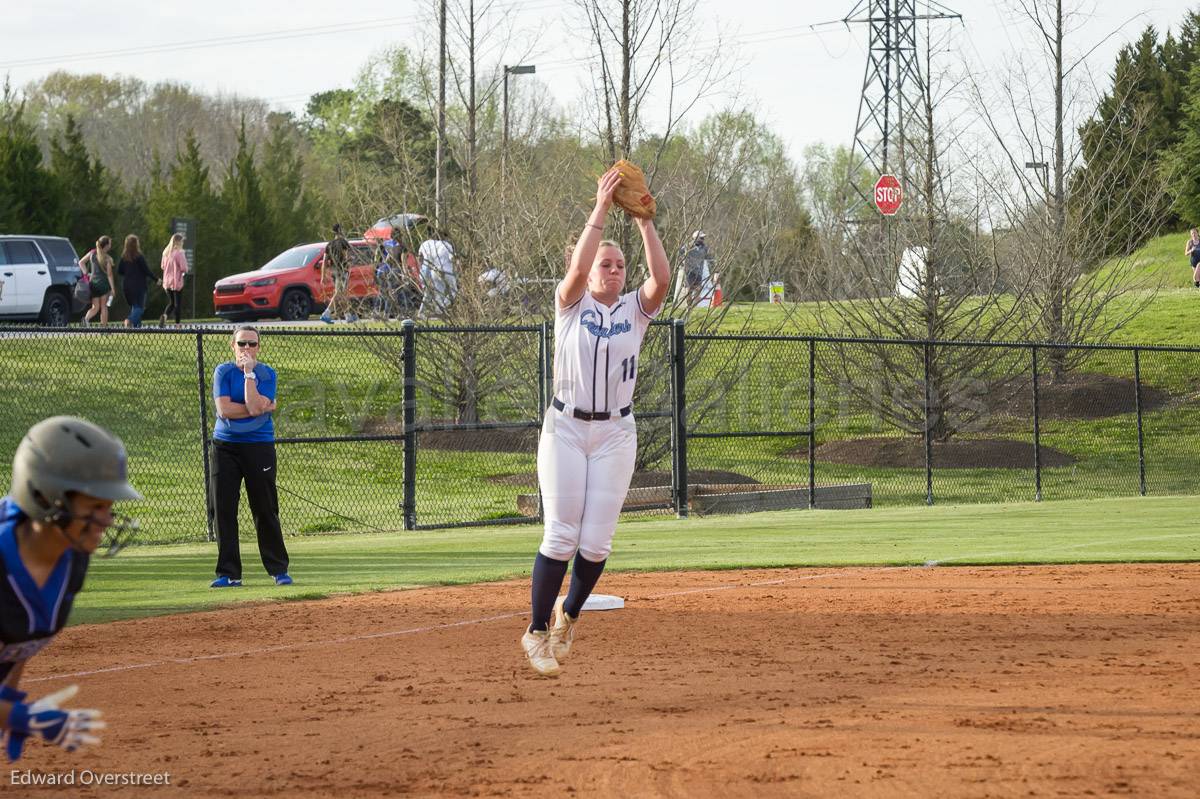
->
<box><xmin>215</xmin><ymin>396</ymin><xmax>276</xmax><ymax>419</ymax></box>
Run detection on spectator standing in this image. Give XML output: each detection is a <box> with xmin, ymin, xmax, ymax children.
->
<box><xmin>209</xmin><ymin>326</ymin><xmax>291</xmax><ymax>588</ymax></box>
<box><xmin>417</xmin><ymin>230</ymin><xmax>456</xmax><ymax>318</ymax></box>
<box><xmin>320</xmin><ymin>223</ymin><xmax>353</xmax><ymax>324</ymax></box>
<box><xmin>373</xmin><ymin>241</ymin><xmax>396</xmax><ymax>319</ymax></box>
<box><xmin>680</xmin><ymin>231</ymin><xmax>713</xmax><ymax>306</ymax></box>
<box><xmin>79</xmin><ymin>236</ymin><xmax>115</xmax><ymax>326</ymax></box>
<box><xmin>1187</xmin><ymin>228</ymin><xmax>1200</xmax><ymax>288</ymax></box>
<box><xmin>117</xmin><ymin>235</ymin><xmax>155</xmax><ymax>328</ymax></box>
<box><xmin>159</xmin><ymin>233</ymin><xmax>189</xmax><ymax>326</ymax></box>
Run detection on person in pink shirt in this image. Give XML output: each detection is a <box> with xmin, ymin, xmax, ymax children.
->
<box><xmin>159</xmin><ymin>233</ymin><xmax>189</xmax><ymax>326</ymax></box>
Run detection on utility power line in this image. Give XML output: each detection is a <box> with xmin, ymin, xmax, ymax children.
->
<box><xmin>0</xmin><ymin>0</ymin><xmax>558</xmax><ymax>70</ymax></box>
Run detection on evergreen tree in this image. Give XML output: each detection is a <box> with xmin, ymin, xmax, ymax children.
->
<box><xmin>221</xmin><ymin>119</ymin><xmax>272</xmax><ymax>269</ymax></box>
<box><xmin>1162</xmin><ymin>10</ymin><xmax>1200</xmax><ymax>136</ymax></box>
<box><xmin>49</xmin><ymin>114</ymin><xmax>117</xmax><ymax>246</ymax></box>
<box><xmin>0</xmin><ymin>83</ymin><xmax>67</xmax><ymax>235</ymax></box>
<box><xmin>260</xmin><ymin>114</ymin><xmax>320</xmax><ymax>253</ymax></box>
<box><xmin>1164</xmin><ymin>61</ymin><xmax>1200</xmax><ymax>226</ymax></box>
<box><xmin>1075</xmin><ymin>27</ymin><xmax>1175</xmax><ymax>253</ymax></box>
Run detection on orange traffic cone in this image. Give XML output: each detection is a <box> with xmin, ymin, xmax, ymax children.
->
<box><xmin>711</xmin><ymin>274</ymin><xmax>723</xmax><ymax>307</ymax></box>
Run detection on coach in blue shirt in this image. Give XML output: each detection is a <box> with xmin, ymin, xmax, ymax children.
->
<box><xmin>210</xmin><ymin>326</ymin><xmax>292</xmax><ymax>587</ymax></box>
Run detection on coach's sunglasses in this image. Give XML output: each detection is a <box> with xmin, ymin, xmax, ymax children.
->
<box><xmin>236</xmin><ymin>340</ymin><xmax>259</xmax><ymax>348</ymax></box>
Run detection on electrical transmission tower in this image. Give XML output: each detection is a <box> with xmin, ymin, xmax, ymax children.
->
<box><xmin>841</xmin><ymin>0</ymin><xmax>960</xmax><ymax>217</ymax></box>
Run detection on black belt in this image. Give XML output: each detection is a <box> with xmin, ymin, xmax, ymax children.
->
<box><xmin>552</xmin><ymin>397</ymin><xmax>631</xmax><ymax>421</ymax></box>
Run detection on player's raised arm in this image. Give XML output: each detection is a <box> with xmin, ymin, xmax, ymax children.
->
<box><xmin>560</xmin><ymin>167</ymin><xmax>622</xmax><ymax>309</ymax></box>
<box><xmin>635</xmin><ymin>216</ymin><xmax>670</xmax><ymax>316</ymax></box>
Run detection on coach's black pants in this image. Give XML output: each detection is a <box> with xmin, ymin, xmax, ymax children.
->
<box><xmin>211</xmin><ymin>440</ymin><xmax>289</xmax><ymax>580</ymax></box>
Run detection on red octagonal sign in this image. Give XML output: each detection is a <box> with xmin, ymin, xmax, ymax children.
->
<box><xmin>874</xmin><ymin>174</ymin><xmax>903</xmax><ymax>216</ymax></box>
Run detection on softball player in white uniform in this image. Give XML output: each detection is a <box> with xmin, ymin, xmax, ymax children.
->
<box><xmin>521</xmin><ymin>167</ymin><xmax>671</xmax><ymax>677</ymax></box>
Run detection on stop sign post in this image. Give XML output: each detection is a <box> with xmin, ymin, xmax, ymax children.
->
<box><xmin>874</xmin><ymin>174</ymin><xmax>903</xmax><ymax>216</ymax></box>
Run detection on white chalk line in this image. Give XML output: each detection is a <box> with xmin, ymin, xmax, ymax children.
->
<box><xmin>27</xmin><ymin>529</ymin><xmax>1198</xmax><ymax>684</ymax></box>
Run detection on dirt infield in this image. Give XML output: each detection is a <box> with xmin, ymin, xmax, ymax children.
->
<box><xmin>17</xmin><ymin>564</ymin><xmax>1200</xmax><ymax>798</ymax></box>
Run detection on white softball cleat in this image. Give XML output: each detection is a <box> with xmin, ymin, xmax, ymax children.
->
<box><xmin>521</xmin><ymin>626</ymin><xmax>561</xmax><ymax>677</ymax></box>
<box><xmin>549</xmin><ymin>596</ymin><xmax>577</xmax><ymax>663</ymax></box>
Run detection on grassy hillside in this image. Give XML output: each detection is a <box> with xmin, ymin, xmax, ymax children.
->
<box><xmin>700</xmin><ymin>232</ymin><xmax>1200</xmax><ymax>346</ymax></box>
<box><xmin>1099</xmin><ymin>231</ymin><xmax>1197</xmax><ymax>291</ymax></box>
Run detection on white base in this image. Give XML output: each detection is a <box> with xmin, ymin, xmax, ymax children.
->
<box><xmin>582</xmin><ymin>594</ymin><xmax>625</xmax><ymax>611</ymax></box>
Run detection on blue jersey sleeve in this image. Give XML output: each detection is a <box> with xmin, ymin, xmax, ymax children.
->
<box><xmin>213</xmin><ymin>363</ymin><xmax>234</xmax><ymax>400</ymax></box>
<box><xmin>257</xmin><ymin>365</ymin><xmax>277</xmax><ymax>402</ymax></box>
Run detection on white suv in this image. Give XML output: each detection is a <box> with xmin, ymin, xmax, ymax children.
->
<box><xmin>0</xmin><ymin>235</ymin><xmax>83</xmax><ymax>327</ymax></box>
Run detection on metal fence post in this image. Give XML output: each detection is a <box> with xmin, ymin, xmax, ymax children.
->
<box><xmin>542</xmin><ymin>320</ymin><xmax>553</xmax><ymax>405</ymax></box>
<box><xmin>670</xmin><ymin>318</ymin><xmax>689</xmax><ymax>518</ymax></box>
<box><xmin>195</xmin><ymin>331</ymin><xmax>215</xmax><ymax>542</ymax></box>
<box><xmin>402</xmin><ymin>320</ymin><xmax>417</xmax><ymax>530</ymax></box>
<box><xmin>537</xmin><ymin>320</ymin><xmax>549</xmax><ymax>523</ymax></box>
<box><xmin>1032</xmin><ymin>345</ymin><xmax>1042</xmax><ymax>502</ymax></box>
<box><xmin>923</xmin><ymin>342</ymin><xmax>933</xmax><ymax>506</ymax></box>
<box><xmin>808</xmin><ymin>338</ymin><xmax>816</xmax><ymax>509</ymax></box>
<box><xmin>537</xmin><ymin>321</ymin><xmax>549</xmax><ymax>412</ymax></box>
<box><xmin>1134</xmin><ymin>347</ymin><xmax>1146</xmax><ymax>496</ymax></box>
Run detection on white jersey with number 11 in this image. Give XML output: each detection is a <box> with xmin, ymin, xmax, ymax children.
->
<box><xmin>552</xmin><ymin>289</ymin><xmax>658</xmax><ymax>414</ymax></box>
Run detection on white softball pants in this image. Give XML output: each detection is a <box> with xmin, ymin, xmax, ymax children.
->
<box><xmin>536</xmin><ymin>406</ymin><xmax>637</xmax><ymax>562</ymax></box>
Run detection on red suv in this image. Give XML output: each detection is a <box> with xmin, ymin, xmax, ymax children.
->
<box><xmin>213</xmin><ymin>240</ymin><xmax>381</xmax><ymax>321</ymax></box>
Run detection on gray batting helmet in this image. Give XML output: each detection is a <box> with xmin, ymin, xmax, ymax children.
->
<box><xmin>10</xmin><ymin>416</ymin><xmax>142</xmax><ymax>522</ymax></box>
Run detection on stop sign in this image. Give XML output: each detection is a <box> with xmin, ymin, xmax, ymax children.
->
<box><xmin>874</xmin><ymin>174</ymin><xmax>903</xmax><ymax>216</ymax></box>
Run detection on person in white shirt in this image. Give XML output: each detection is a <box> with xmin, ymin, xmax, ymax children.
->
<box><xmin>520</xmin><ymin>166</ymin><xmax>671</xmax><ymax>677</ymax></box>
<box><xmin>417</xmin><ymin>232</ymin><xmax>457</xmax><ymax>317</ymax></box>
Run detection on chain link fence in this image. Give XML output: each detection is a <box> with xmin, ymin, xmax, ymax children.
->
<box><xmin>683</xmin><ymin>333</ymin><xmax>1200</xmax><ymax>511</ymax></box>
<box><xmin>1</xmin><ymin>324</ymin><xmax>1197</xmax><ymax>543</ymax></box>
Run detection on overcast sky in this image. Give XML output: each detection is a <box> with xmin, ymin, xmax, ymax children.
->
<box><xmin>2</xmin><ymin>1</ymin><xmax>1195</xmax><ymax>166</ymax></box>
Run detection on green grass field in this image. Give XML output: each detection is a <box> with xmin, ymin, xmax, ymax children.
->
<box><xmin>74</xmin><ymin>495</ymin><xmax>1200</xmax><ymax>626</ymax></box>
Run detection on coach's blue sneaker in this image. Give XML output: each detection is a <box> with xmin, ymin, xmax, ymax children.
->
<box><xmin>344</xmin><ymin>313</ymin><xmax>359</xmax><ymax>323</ymax></box>
<box><xmin>273</xmin><ymin>573</ymin><xmax>294</xmax><ymax>586</ymax></box>
<box><xmin>319</xmin><ymin>311</ymin><xmax>333</xmax><ymax>324</ymax></box>
<box><xmin>210</xmin><ymin>576</ymin><xmax>243</xmax><ymax>588</ymax></box>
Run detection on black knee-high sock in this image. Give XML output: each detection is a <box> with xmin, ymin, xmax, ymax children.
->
<box><xmin>530</xmin><ymin>552</ymin><xmax>570</xmax><ymax>632</ymax></box>
<box><xmin>563</xmin><ymin>553</ymin><xmax>607</xmax><ymax>618</ymax></box>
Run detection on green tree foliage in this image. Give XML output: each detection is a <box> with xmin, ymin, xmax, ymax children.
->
<box><xmin>221</xmin><ymin>119</ymin><xmax>272</xmax><ymax>270</ymax></box>
<box><xmin>1077</xmin><ymin>19</ymin><xmax>1200</xmax><ymax>247</ymax></box>
<box><xmin>0</xmin><ymin>84</ymin><xmax>66</xmax><ymax>234</ymax></box>
<box><xmin>260</xmin><ymin>113</ymin><xmax>321</xmax><ymax>252</ymax></box>
<box><xmin>1164</xmin><ymin>62</ymin><xmax>1200</xmax><ymax>226</ymax></box>
<box><xmin>49</xmin><ymin>114</ymin><xmax>117</xmax><ymax>246</ymax></box>
<box><xmin>1075</xmin><ymin>29</ymin><xmax>1174</xmax><ymax>252</ymax></box>
<box><xmin>1159</xmin><ymin>11</ymin><xmax>1200</xmax><ymax>135</ymax></box>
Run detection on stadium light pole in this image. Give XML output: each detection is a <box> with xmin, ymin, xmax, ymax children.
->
<box><xmin>502</xmin><ymin>64</ymin><xmax>536</xmax><ymax>177</ymax></box>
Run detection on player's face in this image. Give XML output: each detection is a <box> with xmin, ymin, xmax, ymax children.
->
<box><xmin>62</xmin><ymin>493</ymin><xmax>116</xmax><ymax>554</ymax></box>
<box><xmin>589</xmin><ymin>246</ymin><xmax>626</xmax><ymax>296</ymax></box>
